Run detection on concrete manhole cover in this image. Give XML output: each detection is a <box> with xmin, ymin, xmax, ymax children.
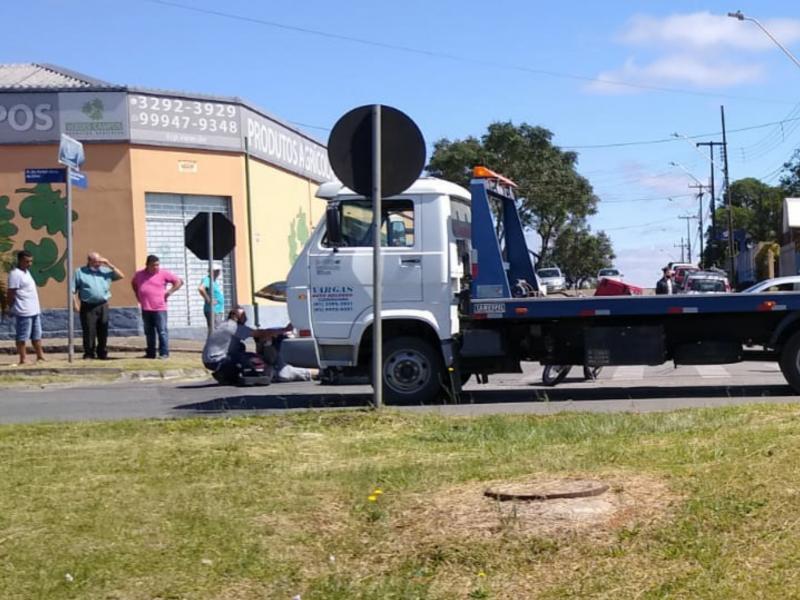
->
<box><xmin>484</xmin><ymin>479</ymin><xmax>609</xmax><ymax>502</ymax></box>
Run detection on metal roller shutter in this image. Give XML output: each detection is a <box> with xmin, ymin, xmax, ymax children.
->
<box><xmin>145</xmin><ymin>193</ymin><xmax>235</xmax><ymax>327</ymax></box>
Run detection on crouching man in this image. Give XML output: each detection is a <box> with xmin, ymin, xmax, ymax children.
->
<box><xmin>202</xmin><ymin>306</ymin><xmax>291</xmax><ymax>385</ymax></box>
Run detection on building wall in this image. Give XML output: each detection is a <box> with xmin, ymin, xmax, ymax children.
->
<box><xmin>246</xmin><ymin>159</ymin><xmax>325</xmax><ymax>317</ymax></box>
<box><xmin>0</xmin><ymin>143</ymin><xmax>135</xmax><ymax>307</ymax></box>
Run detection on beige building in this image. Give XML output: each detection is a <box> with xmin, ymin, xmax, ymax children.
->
<box><xmin>0</xmin><ymin>63</ymin><xmax>331</xmax><ymax>337</ymax></box>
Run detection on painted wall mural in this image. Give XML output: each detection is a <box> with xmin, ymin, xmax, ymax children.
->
<box><xmin>288</xmin><ymin>206</ymin><xmax>310</xmax><ymax>264</ymax></box>
<box><xmin>2</xmin><ymin>183</ymin><xmax>78</xmax><ymax>285</ymax></box>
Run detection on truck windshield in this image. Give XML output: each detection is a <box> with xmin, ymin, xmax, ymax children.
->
<box><xmin>324</xmin><ymin>199</ymin><xmax>415</xmax><ymax>248</ymax></box>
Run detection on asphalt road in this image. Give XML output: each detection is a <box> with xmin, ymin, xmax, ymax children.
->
<box><xmin>1</xmin><ymin>361</ymin><xmax>798</xmax><ymax>424</ymax></box>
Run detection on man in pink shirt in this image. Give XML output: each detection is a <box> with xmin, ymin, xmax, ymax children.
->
<box><xmin>131</xmin><ymin>255</ymin><xmax>184</xmax><ymax>359</ymax></box>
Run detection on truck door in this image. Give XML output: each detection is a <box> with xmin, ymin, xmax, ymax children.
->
<box><xmin>308</xmin><ymin>198</ymin><xmax>422</xmax><ymax>339</ymax></box>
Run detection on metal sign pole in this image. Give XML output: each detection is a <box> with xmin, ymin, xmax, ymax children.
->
<box><xmin>207</xmin><ymin>211</ymin><xmax>215</xmax><ymax>334</ymax></box>
<box><xmin>372</xmin><ymin>105</ymin><xmax>383</xmax><ymax>409</ymax></box>
<box><xmin>66</xmin><ymin>167</ymin><xmax>74</xmax><ymax>363</ymax></box>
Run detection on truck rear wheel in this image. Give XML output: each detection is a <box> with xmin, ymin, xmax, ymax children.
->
<box><xmin>779</xmin><ymin>330</ymin><xmax>800</xmax><ymax>394</ymax></box>
<box><xmin>382</xmin><ymin>336</ymin><xmax>444</xmax><ymax>404</ymax></box>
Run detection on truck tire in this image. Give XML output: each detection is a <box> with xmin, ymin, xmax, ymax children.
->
<box><xmin>542</xmin><ymin>365</ymin><xmax>571</xmax><ymax>386</ymax></box>
<box><xmin>779</xmin><ymin>330</ymin><xmax>800</xmax><ymax>394</ymax></box>
<box><xmin>382</xmin><ymin>336</ymin><xmax>444</xmax><ymax>404</ymax></box>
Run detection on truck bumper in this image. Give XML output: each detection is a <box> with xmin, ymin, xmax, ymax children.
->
<box><xmin>280</xmin><ymin>338</ymin><xmax>319</xmax><ymax>368</ymax></box>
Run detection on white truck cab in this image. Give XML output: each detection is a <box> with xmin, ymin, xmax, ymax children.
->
<box><xmin>286</xmin><ymin>177</ymin><xmax>471</xmax><ymax>400</ymax></box>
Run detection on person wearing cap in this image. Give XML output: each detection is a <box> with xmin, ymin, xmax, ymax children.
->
<box><xmin>655</xmin><ymin>267</ymin><xmax>674</xmax><ymax>295</ymax></box>
<box><xmin>198</xmin><ymin>263</ymin><xmax>224</xmax><ymax>328</ymax></box>
<box><xmin>72</xmin><ymin>251</ymin><xmax>124</xmax><ymax>359</ymax></box>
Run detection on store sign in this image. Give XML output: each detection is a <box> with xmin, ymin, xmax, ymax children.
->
<box><xmin>128</xmin><ymin>93</ymin><xmax>242</xmax><ymax>151</ymax></box>
<box><xmin>243</xmin><ymin>108</ymin><xmax>333</xmax><ymax>182</ymax></box>
<box><xmin>0</xmin><ymin>90</ymin><xmax>333</xmax><ymax>182</ymax></box>
<box><xmin>59</xmin><ymin>92</ymin><xmax>128</xmax><ymax>140</ymax></box>
<box><xmin>0</xmin><ymin>93</ymin><xmax>58</xmax><ymax>142</ymax></box>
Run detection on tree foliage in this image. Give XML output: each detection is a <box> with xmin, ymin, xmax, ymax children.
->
<box><xmin>551</xmin><ymin>226</ymin><xmax>615</xmax><ymax>286</ymax></box>
<box><xmin>427</xmin><ymin>122</ymin><xmax>600</xmax><ymax>266</ymax></box>
<box><xmin>781</xmin><ymin>148</ymin><xmax>800</xmax><ymax>197</ymax></box>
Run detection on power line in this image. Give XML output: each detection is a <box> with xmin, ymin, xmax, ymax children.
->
<box><xmin>142</xmin><ymin>0</ymin><xmax>798</xmax><ymax>106</ymax></box>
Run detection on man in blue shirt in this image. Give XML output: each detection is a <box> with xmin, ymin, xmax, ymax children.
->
<box><xmin>198</xmin><ymin>263</ymin><xmax>224</xmax><ymax>329</ymax></box>
<box><xmin>72</xmin><ymin>252</ymin><xmax>124</xmax><ymax>359</ymax></box>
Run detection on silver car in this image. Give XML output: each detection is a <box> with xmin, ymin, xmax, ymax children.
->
<box><xmin>537</xmin><ymin>267</ymin><xmax>566</xmax><ymax>293</ymax></box>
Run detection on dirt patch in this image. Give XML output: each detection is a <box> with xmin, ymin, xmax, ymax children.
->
<box><xmin>393</xmin><ymin>473</ymin><xmax>679</xmax><ymax>544</ymax></box>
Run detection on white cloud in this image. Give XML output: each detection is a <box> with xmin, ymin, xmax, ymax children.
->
<box><xmin>588</xmin><ymin>11</ymin><xmax>799</xmax><ymax>93</ymax></box>
<box><xmin>588</xmin><ymin>55</ymin><xmax>764</xmax><ymax>94</ymax></box>
<box><xmin>619</xmin><ymin>12</ymin><xmax>800</xmax><ymax>51</ymax></box>
<box><xmin>617</xmin><ymin>161</ymin><xmax>693</xmax><ymax>196</ymax></box>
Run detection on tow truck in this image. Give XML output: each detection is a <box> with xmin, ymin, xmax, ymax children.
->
<box><xmin>286</xmin><ymin>166</ymin><xmax>800</xmax><ymax>403</ymax></box>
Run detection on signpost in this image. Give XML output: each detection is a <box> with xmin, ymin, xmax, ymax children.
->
<box><xmin>184</xmin><ymin>212</ymin><xmax>236</xmax><ymax>334</ymax></box>
<box><xmin>57</xmin><ymin>134</ymin><xmax>85</xmax><ymax>363</ymax></box>
<box><xmin>24</xmin><ymin>168</ymin><xmax>66</xmax><ymax>184</ymax></box>
<box><xmin>327</xmin><ymin>105</ymin><xmax>426</xmax><ymax>408</ymax></box>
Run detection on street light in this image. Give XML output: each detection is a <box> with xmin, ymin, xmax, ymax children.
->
<box><xmin>671</xmin><ymin>133</ymin><xmax>724</xmax><ymax>175</ymax></box>
<box><xmin>728</xmin><ymin>11</ymin><xmax>800</xmax><ymax>71</ymax></box>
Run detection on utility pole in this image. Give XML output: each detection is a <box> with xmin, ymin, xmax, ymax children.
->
<box><xmin>688</xmin><ymin>183</ymin><xmax>707</xmax><ymax>268</ymax></box>
<box><xmin>721</xmin><ymin>105</ymin><xmax>736</xmax><ymax>283</ymax></box>
<box><xmin>674</xmin><ymin>238</ymin><xmax>686</xmax><ymax>263</ymax></box>
<box><xmin>678</xmin><ymin>216</ymin><xmax>697</xmax><ymax>264</ymax></box>
<box><xmin>696</xmin><ymin>141</ymin><xmax>723</xmax><ymax>262</ymax></box>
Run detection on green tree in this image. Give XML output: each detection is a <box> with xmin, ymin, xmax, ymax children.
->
<box><xmin>705</xmin><ymin>178</ymin><xmax>783</xmax><ymax>268</ymax></box>
<box><xmin>551</xmin><ymin>226</ymin><xmax>615</xmax><ymax>287</ymax></box>
<box><xmin>427</xmin><ymin>122</ymin><xmax>599</xmax><ymax>266</ymax></box>
<box><xmin>781</xmin><ymin>148</ymin><xmax>800</xmax><ymax>197</ymax></box>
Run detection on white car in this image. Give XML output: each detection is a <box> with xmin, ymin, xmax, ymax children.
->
<box><xmin>536</xmin><ymin>267</ymin><xmax>566</xmax><ymax>293</ymax></box>
<box><xmin>742</xmin><ymin>276</ymin><xmax>800</xmax><ymax>293</ymax></box>
<box><xmin>597</xmin><ymin>268</ymin><xmax>623</xmax><ymax>282</ymax></box>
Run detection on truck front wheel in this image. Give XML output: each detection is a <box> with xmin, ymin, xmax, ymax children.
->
<box><xmin>779</xmin><ymin>330</ymin><xmax>800</xmax><ymax>394</ymax></box>
<box><xmin>382</xmin><ymin>336</ymin><xmax>445</xmax><ymax>404</ymax></box>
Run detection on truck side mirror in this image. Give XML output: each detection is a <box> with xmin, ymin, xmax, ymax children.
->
<box><xmin>326</xmin><ymin>203</ymin><xmax>342</xmax><ymax>248</ymax></box>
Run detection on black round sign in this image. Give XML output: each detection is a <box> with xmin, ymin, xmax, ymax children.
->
<box><xmin>327</xmin><ymin>105</ymin><xmax>426</xmax><ymax>198</ymax></box>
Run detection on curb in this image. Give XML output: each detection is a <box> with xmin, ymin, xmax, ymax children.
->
<box><xmin>0</xmin><ymin>367</ymin><xmax>208</xmax><ymax>381</ymax></box>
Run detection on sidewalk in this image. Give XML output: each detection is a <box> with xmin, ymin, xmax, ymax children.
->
<box><xmin>0</xmin><ymin>337</ymin><xmax>208</xmax><ymax>384</ymax></box>
<box><xmin>0</xmin><ymin>336</ymin><xmax>203</xmax><ymax>355</ymax></box>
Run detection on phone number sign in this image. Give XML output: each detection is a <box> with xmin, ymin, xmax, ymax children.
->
<box><xmin>128</xmin><ymin>94</ymin><xmax>242</xmax><ymax>151</ymax></box>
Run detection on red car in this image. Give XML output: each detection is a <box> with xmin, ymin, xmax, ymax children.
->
<box><xmin>595</xmin><ymin>278</ymin><xmax>643</xmax><ymax>296</ymax></box>
<box><xmin>674</xmin><ymin>266</ymin><xmax>699</xmax><ymax>288</ymax></box>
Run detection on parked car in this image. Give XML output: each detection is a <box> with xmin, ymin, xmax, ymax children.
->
<box><xmin>683</xmin><ymin>270</ymin><xmax>731</xmax><ymax>294</ymax></box>
<box><xmin>536</xmin><ymin>267</ymin><xmax>566</xmax><ymax>293</ymax></box>
<box><xmin>597</xmin><ymin>267</ymin><xmax>623</xmax><ymax>282</ymax></box>
<box><xmin>742</xmin><ymin>276</ymin><xmax>800</xmax><ymax>293</ymax></box>
<box><xmin>674</xmin><ymin>266</ymin><xmax>699</xmax><ymax>289</ymax></box>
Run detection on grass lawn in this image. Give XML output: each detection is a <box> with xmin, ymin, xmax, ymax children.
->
<box><xmin>1</xmin><ymin>406</ymin><xmax>800</xmax><ymax>599</ymax></box>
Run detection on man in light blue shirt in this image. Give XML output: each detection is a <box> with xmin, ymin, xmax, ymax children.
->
<box><xmin>198</xmin><ymin>263</ymin><xmax>224</xmax><ymax>328</ymax></box>
<box><xmin>72</xmin><ymin>252</ymin><xmax>124</xmax><ymax>359</ymax></box>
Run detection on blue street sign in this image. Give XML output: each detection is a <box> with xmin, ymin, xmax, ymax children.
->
<box><xmin>58</xmin><ymin>133</ymin><xmax>85</xmax><ymax>170</ymax></box>
<box><xmin>25</xmin><ymin>168</ymin><xmax>67</xmax><ymax>184</ymax></box>
<box><xmin>70</xmin><ymin>170</ymin><xmax>88</xmax><ymax>189</ymax></box>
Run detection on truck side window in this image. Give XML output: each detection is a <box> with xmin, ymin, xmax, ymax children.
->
<box><xmin>323</xmin><ymin>200</ymin><xmax>415</xmax><ymax>248</ymax></box>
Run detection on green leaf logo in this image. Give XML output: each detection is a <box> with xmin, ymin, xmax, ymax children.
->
<box><xmin>24</xmin><ymin>237</ymin><xmax>66</xmax><ymax>285</ymax></box>
<box><xmin>288</xmin><ymin>207</ymin><xmax>309</xmax><ymax>264</ymax></box>
<box><xmin>0</xmin><ymin>195</ymin><xmax>18</xmax><ymax>253</ymax></box>
<box><xmin>81</xmin><ymin>98</ymin><xmax>104</xmax><ymax>121</ymax></box>
<box><xmin>16</xmin><ymin>183</ymin><xmax>77</xmax><ymax>236</ymax></box>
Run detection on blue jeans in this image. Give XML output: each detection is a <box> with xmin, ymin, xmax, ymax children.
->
<box><xmin>15</xmin><ymin>314</ymin><xmax>42</xmax><ymax>342</ymax></box>
<box><xmin>141</xmin><ymin>310</ymin><xmax>168</xmax><ymax>357</ymax></box>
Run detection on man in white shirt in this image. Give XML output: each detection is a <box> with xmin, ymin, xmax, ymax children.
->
<box><xmin>5</xmin><ymin>250</ymin><xmax>45</xmax><ymax>365</ymax></box>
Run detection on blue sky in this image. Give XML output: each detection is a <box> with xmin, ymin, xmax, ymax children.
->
<box><xmin>4</xmin><ymin>0</ymin><xmax>800</xmax><ymax>286</ymax></box>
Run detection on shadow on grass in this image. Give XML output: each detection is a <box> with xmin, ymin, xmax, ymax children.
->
<box><xmin>172</xmin><ymin>382</ymin><xmax>796</xmax><ymax>413</ymax></box>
